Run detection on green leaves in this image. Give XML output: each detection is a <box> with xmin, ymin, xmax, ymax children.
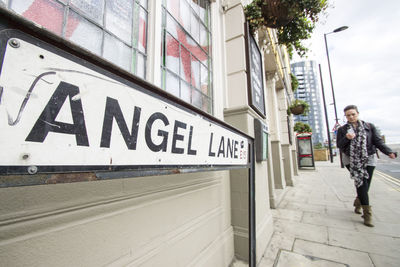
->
<box><xmin>290</xmin><ymin>73</ymin><xmax>299</xmax><ymax>92</ymax></box>
<box><xmin>245</xmin><ymin>0</ymin><xmax>266</xmax><ymax>34</ymax></box>
<box><xmin>277</xmin><ymin>16</ymin><xmax>315</xmax><ymax>57</ymax></box>
<box><xmin>294</xmin><ymin>121</ymin><xmax>313</xmax><ymax>133</ymax></box>
<box><xmin>245</xmin><ymin>0</ymin><xmax>328</xmax><ymax>57</ymax></box>
<box><xmin>288</xmin><ymin>99</ymin><xmax>310</xmax><ymax>116</ymax></box>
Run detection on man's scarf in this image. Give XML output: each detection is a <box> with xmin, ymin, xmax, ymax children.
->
<box><xmin>349</xmin><ymin>121</ymin><xmax>369</xmax><ymax>188</ymax></box>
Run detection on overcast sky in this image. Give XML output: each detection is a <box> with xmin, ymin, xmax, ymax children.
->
<box><xmin>293</xmin><ymin>0</ymin><xmax>400</xmax><ymax>144</ymax></box>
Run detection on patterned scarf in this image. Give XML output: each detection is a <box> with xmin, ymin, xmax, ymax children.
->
<box><xmin>349</xmin><ymin>121</ymin><xmax>369</xmax><ymax>188</ymax></box>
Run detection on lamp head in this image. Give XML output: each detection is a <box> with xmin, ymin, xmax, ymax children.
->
<box><xmin>333</xmin><ymin>26</ymin><xmax>349</xmax><ymax>33</ymax></box>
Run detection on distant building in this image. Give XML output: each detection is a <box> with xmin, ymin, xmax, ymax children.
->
<box><xmin>291</xmin><ymin>61</ymin><xmax>325</xmax><ymax>145</ymax></box>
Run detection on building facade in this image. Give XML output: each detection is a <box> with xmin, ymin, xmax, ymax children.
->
<box><xmin>0</xmin><ymin>1</ymin><xmax>297</xmax><ymax>266</ymax></box>
<box><xmin>291</xmin><ymin>60</ymin><xmax>325</xmax><ymax>145</ymax></box>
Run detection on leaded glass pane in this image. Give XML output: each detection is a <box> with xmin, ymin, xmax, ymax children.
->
<box><xmin>11</xmin><ymin>0</ymin><xmax>64</xmax><ymax>35</ymax></box>
<box><xmin>180</xmin><ymin>0</ymin><xmax>190</xmax><ymax>32</ymax></box>
<box><xmin>180</xmin><ymin>45</ymin><xmax>191</xmax><ymax>82</ymax></box>
<box><xmin>192</xmin><ymin>88</ymin><xmax>202</xmax><ymax>109</ymax></box>
<box><xmin>202</xmin><ymin>94</ymin><xmax>210</xmax><ymax>113</ymax></box>
<box><xmin>104</xmin><ymin>33</ymin><xmax>131</xmax><ymax>71</ymax></box>
<box><xmin>139</xmin><ymin>0</ymin><xmax>147</xmax><ymax>9</ymax></box>
<box><xmin>138</xmin><ymin>6</ymin><xmax>147</xmax><ymax>53</ymax></box>
<box><xmin>66</xmin><ymin>11</ymin><xmax>102</xmax><ymax>55</ymax></box>
<box><xmin>166</xmin><ymin>13</ymin><xmax>178</xmax><ymax>39</ymax></box>
<box><xmin>166</xmin><ymin>34</ymin><xmax>180</xmax><ymax>75</ymax></box>
<box><xmin>181</xmin><ymin>80</ymin><xmax>191</xmax><ymax>103</ymax></box>
<box><xmin>166</xmin><ymin>0</ymin><xmax>179</xmax><ymax>17</ymax></box>
<box><xmin>197</xmin><ymin>0</ymin><xmax>208</xmax><ymax>24</ymax></box>
<box><xmin>200</xmin><ymin>63</ymin><xmax>209</xmax><ymax>94</ymax></box>
<box><xmin>70</xmin><ymin>0</ymin><xmax>104</xmax><ymax>25</ymax></box>
<box><xmin>199</xmin><ymin>22</ymin><xmax>208</xmax><ymax>51</ymax></box>
<box><xmin>166</xmin><ymin>71</ymin><xmax>180</xmax><ymax>97</ymax></box>
<box><xmin>191</xmin><ymin>58</ymin><xmax>200</xmax><ymax>89</ymax></box>
<box><xmin>190</xmin><ymin>15</ymin><xmax>200</xmax><ymax>43</ymax></box>
<box><xmin>190</xmin><ymin>0</ymin><xmax>199</xmax><ymax>16</ymax></box>
<box><xmin>136</xmin><ymin>53</ymin><xmax>146</xmax><ymax>79</ymax></box>
<box><xmin>132</xmin><ymin>2</ymin><xmax>140</xmax><ymax>50</ymax></box>
<box><xmin>105</xmin><ymin>0</ymin><xmax>133</xmax><ymax>44</ymax></box>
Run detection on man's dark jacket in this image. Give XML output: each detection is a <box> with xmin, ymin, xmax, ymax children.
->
<box><xmin>337</xmin><ymin>121</ymin><xmax>393</xmax><ymax>157</ymax></box>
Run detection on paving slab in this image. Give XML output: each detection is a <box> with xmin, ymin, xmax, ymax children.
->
<box><xmin>325</xmin><ymin>206</ymin><xmax>360</xmax><ymax>221</ymax></box>
<box><xmin>270</xmin><ymin>208</ymin><xmax>303</xmax><ymax>222</ymax></box>
<box><xmin>283</xmin><ymin>201</ymin><xmax>326</xmax><ymax>214</ymax></box>
<box><xmin>302</xmin><ymin>211</ymin><xmax>358</xmax><ymax>231</ymax></box>
<box><xmin>257</xmin><ymin>256</ymin><xmax>274</xmax><ymax>267</ymax></box>
<box><xmin>260</xmin><ymin>232</ymin><xmax>295</xmax><ymax>266</ymax></box>
<box><xmin>328</xmin><ymin>227</ymin><xmax>400</xmax><ymax>258</ymax></box>
<box><xmin>275</xmin><ymin>250</ymin><xmax>347</xmax><ymax>267</ymax></box>
<box><xmin>293</xmin><ymin>239</ymin><xmax>374</xmax><ymax>267</ymax></box>
<box><xmin>372</xmin><ymin>208</ymin><xmax>400</xmax><ymax>223</ymax></box>
<box><xmin>353</xmin><ymin>220</ymin><xmax>400</xmax><ymax>238</ymax></box>
<box><xmin>281</xmin><ymin>195</ymin><xmax>308</xmax><ymax>204</ymax></box>
<box><xmin>273</xmin><ymin>218</ymin><xmax>328</xmax><ymax>244</ymax></box>
<box><xmin>307</xmin><ymin>199</ymin><xmax>346</xmax><ymax>208</ymax></box>
<box><xmin>369</xmin><ymin>253</ymin><xmax>400</xmax><ymax>267</ymax></box>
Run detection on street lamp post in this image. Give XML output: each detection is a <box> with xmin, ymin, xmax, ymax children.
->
<box><xmin>318</xmin><ymin>64</ymin><xmax>333</xmax><ymax>163</ymax></box>
<box><xmin>324</xmin><ymin>26</ymin><xmax>349</xmax><ymax>126</ymax></box>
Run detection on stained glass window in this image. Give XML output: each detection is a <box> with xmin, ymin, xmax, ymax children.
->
<box><xmin>70</xmin><ymin>0</ymin><xmax>104</xmax><ymax>25</ymax></box>
<box><xmin>161</xmin><ymin>0</ymin><xmax>212</xmax><ymax>114</ymax></box>
<box><xmin>9</xmin><ymin>0</ymin><xmax>148</xmax><ymax>79</ymax></box>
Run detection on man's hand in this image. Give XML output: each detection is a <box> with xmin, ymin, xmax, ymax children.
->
<box><xmin>346</xmin><ymin>133</ymin><xmax>356</xmax><ymax>140</ymax></box>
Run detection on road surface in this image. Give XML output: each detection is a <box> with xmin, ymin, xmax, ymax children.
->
<box><xmin>376</xmin><ymin>144</ymin><xmax>400</xmax><ymax>180</ymax></box>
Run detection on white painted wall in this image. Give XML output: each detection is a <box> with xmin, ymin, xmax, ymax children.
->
<box><xmin>0</xmin><ymin>171</ymin><xmax>235</xmax><ymax>266</ymax></box>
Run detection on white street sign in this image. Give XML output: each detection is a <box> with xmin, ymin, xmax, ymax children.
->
<box><xmin>0</xmin><ymin>38</ymin><xmax>248</xmax><ymax>173</ymax></box>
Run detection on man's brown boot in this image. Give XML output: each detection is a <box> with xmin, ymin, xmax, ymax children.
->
<box><xmin>353</xmin><ymin>198</ymin><xmax>362</xmax><ymax>214</ymax></box>
<box><xmin>362</xmin><ymin>205</ymin><xmax>374</xmax><ymax>227</ymax></box>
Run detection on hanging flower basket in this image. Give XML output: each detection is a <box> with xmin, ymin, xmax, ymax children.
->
<box><xmin>288</xmin><ymin>99</ymin><xmax>310</xmax><ymax>115</ymax></box>
<box><xmin>261</xmin><ymin>0</ymin><xmax>293</xmax><ymax>28</ymax></box>
<box><xmin>294</xmin><ymin>121</ymin><xmax>312</xmax><ymax>133</ymax></box>
<box><xmin>244</xmin><ymin>0</ymin><xmax>328</xmax><ymax>57</ymax></box>
<box><xmin>245</xmin><ymin>0</ymin><xmax>294</xmax><ymax>33</ymax></box>
<box><xmin>290</xmin><ymin>105</ymin><xmax>305</xmax><ymax>115</ymax></box>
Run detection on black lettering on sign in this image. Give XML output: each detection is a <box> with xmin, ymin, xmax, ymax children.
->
<box><xmin>217</xmin><ymin>136</ymin><xmax>225</xmax><ymax>158</ymax></box>
<box><xmin>234</xmin><ymin>140</ymin><xmax>239</xmax><ymax>159</ymax></box>
<box><xmin>145</xmin><ymin>112</ymin><xmax>169</xmax><ymax>152</ymax></box>
<box><xmin>171</xmin><ymin>120</ymin><xmax>186</xmax><ymax>154</ymax></box>
<box><xmin>208</xmin><ymin>132</ymin><xmax>216</xmax><ymax>157</ymax></box>
<box><xmin>100</xmin><ymin>97</ymin><xmax>141</xmax><ymax>150</ymax></box>
<box><xmin>187</xmin><ymin>126</ymin><xmax>197</xmax><ymax>155</ymax></box>
<box><xmin>25</xmin><ymin>81</ymin><xmax>89</xmax><ymax>146</ymax></box>
<box><xmin>227</xmin><ymin>138</ymin><xmax>233</xmax><ymax>158</ymax></box>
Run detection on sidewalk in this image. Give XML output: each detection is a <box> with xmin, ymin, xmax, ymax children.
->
<box><xmin>259</xmin><ymin>159</ymin><xmax>400</xmax><ymax>267</ymax></box>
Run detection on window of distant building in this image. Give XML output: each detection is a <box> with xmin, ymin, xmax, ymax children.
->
<box><xmin>161</xmin><ymin>0</ymin><xmax>213</xmax><ymax>114</ymax></box>
<box><xmin>9</xmin><ymin>0</ymin><xmax>148</xmax><ymax>79</ymax></box>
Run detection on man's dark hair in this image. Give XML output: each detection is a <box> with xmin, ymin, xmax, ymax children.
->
<box><xmin>344</xmin><ymin>105</ymin><xmax>359</xmax><ymax>113</ymax></box>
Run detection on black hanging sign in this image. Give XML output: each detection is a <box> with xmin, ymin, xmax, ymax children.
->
<box><xmin>245</xmin><ymin>24</ymin><xmax>266</xmax><ymax>118</ymax></box>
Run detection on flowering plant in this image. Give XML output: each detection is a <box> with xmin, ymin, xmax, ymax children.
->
<box><xmin>245</xmin><ymin>0</ymin><xmax>328</xmax><ymax>57</ymax></box>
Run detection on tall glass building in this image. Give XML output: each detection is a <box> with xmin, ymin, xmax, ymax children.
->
<box><xmin>291</xmin><ymin>61</ymin><xmax>325</xmax><ymax>145</ymax></box>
